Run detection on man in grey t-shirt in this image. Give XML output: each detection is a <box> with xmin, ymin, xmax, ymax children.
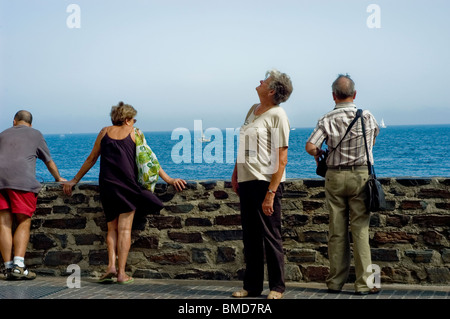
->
<box><xmin>0</xmin><ymin>110</ymin><xmax>65</xmax><ymax>280</ymax></box>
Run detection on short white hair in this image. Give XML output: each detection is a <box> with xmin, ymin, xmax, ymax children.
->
<box><xmin>265</xmin><ymin>69</ymin><xmax>293</xmax><ymax>104</ymax></box>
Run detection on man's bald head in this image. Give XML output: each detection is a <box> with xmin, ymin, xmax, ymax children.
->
<box><xmin>14</xmin><ymin>110</ymin><xmax>33</xmax><ymax>125</ymax></box>
<box><xmin>332</xmin><ymin>74</ymin><xmax>356</xmax><ymax>100</ymax></box>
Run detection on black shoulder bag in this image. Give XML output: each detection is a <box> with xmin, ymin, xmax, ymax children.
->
<box><xmin>360</xmin><ymin>110</ymin><xmax>387</xmax><ymax>212</ymax></box>
<box><xmin>316</xmin><ymin>111</ymin><xmax>362</xmax><ymax>177</ymax></box>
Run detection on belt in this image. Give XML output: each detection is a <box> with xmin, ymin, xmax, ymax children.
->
<box><xmin>328</xmin><ymin>165</ymin><xmax>368</xmax><ymax>171</ymax></box>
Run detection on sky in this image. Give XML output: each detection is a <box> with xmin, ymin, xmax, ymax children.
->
<box><xmin>0</xmin><ymin>0</ymin><xmax>449</xmax><ymax>134</ymax></box>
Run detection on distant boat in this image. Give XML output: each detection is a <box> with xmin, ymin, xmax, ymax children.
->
<box><xmin>380</xmin><ymin>118</ymin><xmax>387</xmax><ymax>128</ymax></box>
<box><xmin>198</xmin><ymin>133</ymin><xmax>210</xmax><ymax>143</ymax></box>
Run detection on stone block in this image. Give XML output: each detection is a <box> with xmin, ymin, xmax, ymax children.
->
<box><xmin>435</xmin><ymin>202</ymin><xmax>450</xmax><ymax>210</ymax></box>
<box><xmin>302</xmin><ymin>231</ymin><xmax>328</xmax><ymax>243</ymax></box>
<box><xmin>34</xmin><ymin>207</ymin><xmax>52</xmax><ymax>216</ymax></box>
<box><xmin>168</xmin><ymin>231</ymin><xmax>203</xmax><ymax>243</ymax></box>
<box><xmin>43</xmin><ymin>217</ymin><xmax>87</xmax><ymax>229</ymax></box>
<box><xmin>426</xmin><ymin>267</ymin><xmax>450</xmax><ymax>284</ymax></box>
<box><xmin>215</xmin><ymin>215</ymin><xmax>241</xmax><ymax>226</ymax></box>
<box><xmin>287</xmin><ymin>249</ymin><xmax>316</xmax><ymax>263</ymax></box>
<box><xmin>396</xmin><ymin>178</ymin><xmax>432</xmax><ymax>186</ymax></box>
<box><xmin>74</xmin><ymin>234</ymin><xmax>104</xmax><ymax>245</ymax></box>
<box><xmin>164</xmin><ymin>204</ymin><xmax>194</xmax><ymax>214</ymax></box>
<box><xmin>312</xmin><ymin>215</ymin><xmax>329</xmax><ymax>224</ymax></box>
<box><xmin>303</xmin><ymin>180</ymin><xmax>325</xmax><ymax>188</ymax></box>
<box><xmin>30</xmin><ymin>233</ymin><xmax>57</xmax><ymax>250</ymax></box>
<box><xmin>148</xmin><ymin>216</ymin><xmax>182</xmax><ymax>229</ymax></box>
<box><xmin>441</xmin><ymin>249</ymin><xmax>450</xmax><ymax>263</ymax></box>
<box><xmin>149</xmin><ymin>251</ymin><xmax>191</xmax><ymax>265</ymax></box>
<box><xmin>400</xmin><ymin>200</ymin><xmax>427</xmax><ymax>210</ymax></box>
<box><xmin>302</xmin><ymin>201</ymin><xmax>323</xmax><ymax>211</ymax></box>
<box><xmin>198</xmin><ymin>202</ymin><xmax>221</xmax><ymax>212</ymax></box>
<box><xmin>205</xmin><ymin>230</ymin><xmax>243</xmax><ymax>242</ymax></box>
<box><xmin>412</xmin><ymin>215</ymin><xmax>450</xmax><ymax>227</ymax></box>
<box><xmin>226</xmin><ymin>202</ymin><xmax>240</xmax><ymax>211</ymax></box>
<box><xmin>283</xmin><ymin>190</ymin><xmax>308</xmax><ymax>198</ymax></box>
<box><xmin>192</xmin><ymin>248</ymin><xmax>211</xmax><ymax>263</ymax></box>
<box><xmin>213</xmin><ymin>190</ymin><xmax>229</xmax><ymax>199</ymax></box>
<box><xmin>132</xmin><ymin>236</ymin><xmax>159</xmax><ymax>249</ymax></box>
<box><xmin>303</xmin><ymin>265</ymin><xmax>329</xmax><ymax>282</ymax></box>
<box><xmin>418</xmin><ymin>189</ymin><xmax>450</xmax><ymax>199</ymax></box>
<box><xmin>185</xmin><ymin>218</ymin><xmax>212</xmax><ymax>226</ymax></box>
<box><xmin>373</xmin><ymin>231</ymin><xmax>417</xmax><ymax>244</ymax></box>
<box><xmin>421</xmin><ymin>231</ymin><xmax>445</xmax><ymax>246</ymax></box>
<box><xmin>405</xmin><ymin>249</ymin><xmax>434</xmax><ymax>263</ymax></box>
<box><xmin>371</xmin><ymin>248</ymin><xmax>400</xmax><ymax>262</ymax></box>
<box><xmin>283</xmin><ymin>214</ymin><xmax>308</xmax><ymax>226</ymax></box>
<box><xmin>88</xmin><ymin>249</ymin><xmax>108</xmax><ymax>265</ymax></box>
<box><xmin>63</xmin><ymin>193</ymin><xmax>88</xmax><ymax>205</ymax></box>
<box><xmin>52</xmin><ymin>206</ymin><xmax>71</xmax><ymax>214</ymax></box>
<box><xmin>44</xmin><ymin>250</ymin><xmax>83</xmax><ymax>266</ymax></box>
<box><xmin>386</xmin><ymin>215</ymin><xmax>410</xmax><ymax>227</ymax></box>
<box><xmin>200</xmin><ymin>180</ymin><xmax>217</xmax><ymax>190</ymax></box>
<box><xmin>216</xmin><ymin>246</ymin><xmax>236</xmax><ymax>263</ymax></box>
<box><xmin>285</xmin><ymin>264</ymin><xmax>302</xmax><ymax>281</ymax></box>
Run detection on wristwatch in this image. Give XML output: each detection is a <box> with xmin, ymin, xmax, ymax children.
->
<box><xmin>267</xmin><ymin>189</ymin><xmax>276</xmax><ymax>195</ymax></box>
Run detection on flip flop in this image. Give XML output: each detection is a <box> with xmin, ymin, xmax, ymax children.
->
<box><xmin>117</xmin><ymin>277</ymin><xmax>134</xmax><ymax>285</ymax></box>
<box><xmin>98</xmin><ymin>272</ymin><xmax>116</xmax><ymax>284</ymax></box>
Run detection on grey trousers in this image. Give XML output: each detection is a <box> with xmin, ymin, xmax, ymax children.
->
<box><xmin>325</xmin><ymin>167</ymin><xmax>373</xmax><ymax>292</ymax></box>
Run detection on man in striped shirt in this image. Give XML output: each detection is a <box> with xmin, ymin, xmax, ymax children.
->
<box><xmin>305</xmin><ymin>74</ymin><xmax>380</xmax><ymax>295</ymax></box>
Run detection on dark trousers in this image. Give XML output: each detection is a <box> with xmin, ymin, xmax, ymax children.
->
<box><xmin>238</xmin><ymin>180</ymin><xmax>285</xmax><ymax>294</ymax></box>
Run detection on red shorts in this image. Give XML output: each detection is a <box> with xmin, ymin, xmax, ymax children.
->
<box><xmin>0</xmin><ymin>189</ymin><xmax>37</xmax><ymax>217</ymax></box>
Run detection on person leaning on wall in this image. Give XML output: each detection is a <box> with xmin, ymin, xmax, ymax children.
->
<box><xmin>62</xmin><ymin>102</ymin><xmax>186</xmax><ymax>284</ymax></box>
<box><xmin>0</xmin><ymin>110</ymin><xmax>66</xmax><ymax>280</ymax></box>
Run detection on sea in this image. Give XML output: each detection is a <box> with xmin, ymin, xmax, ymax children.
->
<box><xmin>35</xmin><ymin>125</ymin><xmax>450</xmax><ymax>183</ymax></box>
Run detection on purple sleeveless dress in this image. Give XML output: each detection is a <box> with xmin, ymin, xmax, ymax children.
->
<box><xmin>99</xmin><ymin>133</ymin><xmax>163</xmax><ymax>222</ymax></box>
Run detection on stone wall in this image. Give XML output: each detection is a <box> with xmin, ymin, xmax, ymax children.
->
<box><xmin>23</xmin><ymin>177</ymin><xmax>450</xmax><ymax>284</ymax></box>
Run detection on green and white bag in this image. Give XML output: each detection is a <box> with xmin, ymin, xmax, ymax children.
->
<box><xmin>134</xmin><ymin>127</ymin><xmax>160</xmax><ymax>192</ymax></box>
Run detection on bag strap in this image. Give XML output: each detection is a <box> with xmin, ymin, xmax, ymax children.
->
<box><xmin>328</xmin><ymin>109</ymin><xmax>362</xmax><ymax>154</ymax></box>
<box><xmin>359</xmin><ymin>109</ymin><xmax>375</xmax><ymax>176</ymax></box>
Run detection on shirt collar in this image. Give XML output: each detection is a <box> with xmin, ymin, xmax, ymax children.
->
<box><xmin>334</xmin><ymin>102</ymin><xmax>356</xmax><ymax>109</ymax></box>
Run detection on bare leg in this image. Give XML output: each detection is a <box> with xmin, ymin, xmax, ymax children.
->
<box><xmin>13</xmin><ymin>213</ymin><xmax>32</xmax><ymax>258</ymax></box>
<box><xmin>0</xmin><ymin>210</ymin><xmax>13</xmax><ymax>263</ymax></box>
<box><xmin>116</xmin><ymin>211</ymin><xmax>135</xmax><ymax>283</ymax></box>
<box><xmin>105</xmin><ymin>219</ymin><xmax>119</xmax><ymax>275</ymax></box>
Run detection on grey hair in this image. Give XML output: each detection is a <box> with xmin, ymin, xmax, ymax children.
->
<box><xmin>332</xmin><ymin>74</ymin><xmax>355</xmax><ymax>99</ymax></box>
<box><xmin>265</xmin><ymin>69</ymin><xmax>293</xmax><ymax>105</ymax></box>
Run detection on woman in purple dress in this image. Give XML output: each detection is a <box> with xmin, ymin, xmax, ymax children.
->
<box><xmin>62</xmin><ymin>102</ymin><xmax>186</xmax><ymax>284</ymax></box>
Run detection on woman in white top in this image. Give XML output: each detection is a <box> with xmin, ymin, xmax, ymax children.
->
<box><xmin>231</xmin><ymin>69</ymin><xmax>293</xmax><ymax>299</ymax></box>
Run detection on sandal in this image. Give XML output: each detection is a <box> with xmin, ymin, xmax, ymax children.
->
<box><xmin>98</xmin><ymin>272</ymin><xmax>116</xmax><ymax>283</ymax></box>
<box><xmin>267</xmin><ymin>291</ymin><xmax>283</xmax><ymax>299</ymax></box>
<box><xmin>11</xmin><ymin>264</ymin><xmax>36</xmax><ymax>280</ymax></box>
<box><xmin>232</xmin><ymin>289</ymin><xmax>249</xmax><ymax>298</ymax></box>
<box><xmin>117</xmin><ymin>277</ymin><xmax>134</xmax><ymax>285</ymax></box>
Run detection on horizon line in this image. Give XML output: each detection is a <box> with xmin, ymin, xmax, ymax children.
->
<box><xmin>42</xmin><ymin>123</ymin><xmax>450</xmax><ymax>135</ymax></box>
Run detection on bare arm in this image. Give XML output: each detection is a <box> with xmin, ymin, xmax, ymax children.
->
<box><xmin>45</xmin><ymin>160</ymin><xmax>66</xmax><ymax>182</ymax></box>
<box><xmin>262</xmin><ymin>146</ymin><xmax>288</xmax><ymax>216</ymax></box>
<box><xmin>158</xmin><ymin>166</ymin><xmax>187</xmax><ymax>192</ymax></box>
<box><xmin>62</xmin><ymin>128</ymin><xmax>105</xmax><ymax>195</ymax></box>
<box><xmin>305</xmin><ymin>141</ymin><xmax>325</xmax><ymax>164</ymax></box>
